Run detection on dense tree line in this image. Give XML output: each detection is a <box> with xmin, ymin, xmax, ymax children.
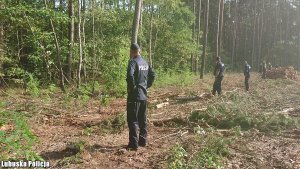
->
<box><xmin>0</xmin><ymin>0</ymin><xmax>300</xmax><ymax>91</ymax></box>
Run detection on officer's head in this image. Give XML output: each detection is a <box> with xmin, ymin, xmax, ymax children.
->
<box><xmin>130</xmin><ymin>43</ymin><xmax>140</xmax><ymax>58</ymax></box>
<box><xmin>245</xmin><ymin>61</ymin><xmax>248</xmax><ymax>65</ymax></box>
<box><xmin>216</xmin><ymin>57</ymin><xmax>221</xmax><ymax>63</ymax></box>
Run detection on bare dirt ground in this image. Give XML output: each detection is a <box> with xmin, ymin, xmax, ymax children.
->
<box><xmin>1</xmin><ymin>73</ymin><xmax>300</xmax><ymax>169</ymax></box>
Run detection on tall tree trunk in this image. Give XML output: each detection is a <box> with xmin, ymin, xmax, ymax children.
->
<box><xmin>231</xmin><ymin>0</ymin><xmax>237</xmax><ymax>70</ymax></box>
<box><xmin>197</xmin><ymin>0</ymin><xmax>202</xmax><ymax>47</ymax></box>
<box><xmin>44</xmin><ymin>0</ymin><xmax>65</xmax><ymax>91</ymax></box>
<box><xmin>149</xmin><ymin>4</ymin><xmax>154</xmax><ymax>67</ymax></box>
<box><xmin>200</xmin><ymin>0</ymin><xmax>209</xmax><ymax>79</ymax></box>
<box><xmin>153</xmin><ymin>29</ymin><xmax>159</xmax><ymax>67</ymax></box>
<box><xmin>139</xmin><ymin>0</ymin><xmax>143</xmax><ymax>48</ymax></box>
<box><xmin>152</xmin><ymin>5</ymin><xmax>160</xmax><ymax>68</ymax></box>
<box><xmin>219</xmin><ymin>0</ymin><xmax>224</xmax><ymax>55</ymax></box>
<box><xmin>258</xmin><ymin>0</ymin><xmax>264</xmax><ymax>67</ymax></box>
<box><xmin>82</xmin><ymin>0</ymin><xmax>87</xmax><ymax>82</ymax></box>
<box><xmin>298</xmin><ymin>30</ymin><xmax>300</xmax><ymax>70</ymax></box>
<box><xmin>78</xmin><ymin>0</ymin><xmax>83</xmax><ymax>87</ymax></box>
<box><xmin>0</xmin><ymin>17</ymin><xmax>3</xmax><ymax>74</ymax></box>
<box><xmin>265</xmin><ymin>0</ymin><xmax>271</xmax><ymax>63</ymax></box>
<box><xmin>256</xmin><ymin>16</ymin><xmax>261</xmax><ymax>68</ymax></box>
<box><xmin>197</xmin><ymin>0</ymin><xmax>202</xmax><ymax>74</ymax></box>
<box><xmin>92</xmin><ymin>0</ymin><xmax>97</xmax><ymax>92</ymax></box>
<box><xmin>231</xmin><ymin>22</ymin><xmax>236</xmax><ymax>69</ymax></box>
<box><xmin>285</xmin><ymin>0</ymin><xmax>290</xmax><ymax>43</ymax></box>
<box><xmin>235</xmin><ymin>1</ymin><xmax>240</xmax><ymax>70</ymax></box>
<box><xmin>251</xmin><ymin>0</ymin><xmax>257</xmax><ymax>69</ymax></box>
<box><xmin>285</xmin><ymin>0</ymin><xmax>290</xmax><ymax>66</ymax></box>
<box><xmin>67</xmin><ymin>0</ymin><xmax>74</xmax><ymax>81</ymax></box>
<box><xmin>0</xmin><ymin>17</ymin><xmax>3</xmax><ymax>60</ymax></box>
<box><xmin>131</xmin><ymin>0</ymin><xmax>142</xmax><ymax>44</ymax></box>
<box><xmin>195</xmin><ymin>0</ymin><xmax>202</xmax><ymax>74</ymax></box>
<box><xmin>273</xmin><ymin>0</ymin><xmax>278</xmax><ymax>65</ymax></box>
<box><xmin>191</xmin><ymin>0</ymin><xmax>196</xmax><ymax>72</ymax></box>
<box><xmin>244</xmin><ymin>26</ymin><xmax>248</xmax><ymax>59</ymax></box>
<box><xmin>298</xmin><ymin>2</ymin><xmax>300</xmax><ymax>70</ymax></box>
<box><xmin>59</xmin><ymin>0</ymin><xmax>64</xmax><ymax>39</ymax></box>
<box><xmin>279</xmin><ymin>2</ymin><xmax>283</xmax><ymax>44</ymax></box>
<box><xmin>216</xmin><ymin>0</ymin><xmax>221</xmax><ymax>58</ymax></box>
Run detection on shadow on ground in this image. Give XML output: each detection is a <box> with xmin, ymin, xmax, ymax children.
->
<box><xmin>87</xmin><ymin>144</ymin><xmax>127</xmax><ymax>153</ymax></box>
<box><xmin>40</xmin><ymin>148</ymin><xmax>80</xmax><ymax>160</ymax></box>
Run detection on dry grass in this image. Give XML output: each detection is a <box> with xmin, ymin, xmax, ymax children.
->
<box><xmin>0</xmin><ymin>72</ymin><xmax>300</xmax><ymax>168</ymax></box>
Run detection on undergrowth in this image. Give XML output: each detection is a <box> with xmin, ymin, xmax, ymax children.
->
<box><xmin>154</xmin><ymin>70</ymin><xmax>195</xmax><ymax>88</ymax></box>
<box><xmin>0</xmin><ymin>111</ymin><xmax>42</xmax><ymax>161</ymax></box>
<box><xmin>169</xmin><ymin>79</ymin><xmax>300</xmax><ymax>168</ymax></box>
<box><xmin>83</xmin><ymin>112</ymin><xmax>126</xmax><ymax>136</ymax></box>
<box><xmin>168</xmin><ymin>128</ymin><xmax>235</xmax><ymax>169</ymax></box>
<box><xmin>189</xmin><ymin>90</ymin><xmax>299</xmax><ymax>132</ymax></box>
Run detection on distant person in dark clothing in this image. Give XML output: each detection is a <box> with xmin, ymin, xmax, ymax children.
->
<box><xmin>259</xmin><ymin>63</ymin><xmax>263</xmax><ymax>73</ymax></box>
<box><xmin>126</xmin><ymin>43</ymin><xmax>156</xmax><ymax>150</ymax></box>
<box><xmin>262</xmin><ymin>61</ymin><xmax>267</xmax><ymax>79</ymax></box>
<box><xmin>267</xmin><ymin>62</ymin><xmax>273</xmax><ymax>70</ymax></box>
<box><xmin>212</xmin><ymin>57</ymin><xmax>225</xmax><ymax>95</ymax></box>
<box><xmin>244</xmin><ymin>61</ymin><xmax>251</xmax><ymax>91</ymax></box>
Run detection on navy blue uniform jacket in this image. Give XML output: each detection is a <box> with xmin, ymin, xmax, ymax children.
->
<box><xmin>126</xmin><ymin>56</ymin><xmax>155</xmax><ymax>101</ymax></box>
<box><xmin>214</xmin><ymin>61</ymin><xmax>225</xmax><ymax>77</ymax></box>
<box><xmin>244</xmin><ymin>64</ymin><xmax>251</xmax><ymax>76</ymax></box>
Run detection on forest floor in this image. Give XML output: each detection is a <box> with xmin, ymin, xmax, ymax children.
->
<box><xmin>1</xmin><ymin>73</ymin><xmax>300</xmax><ymax>169</ymax></box>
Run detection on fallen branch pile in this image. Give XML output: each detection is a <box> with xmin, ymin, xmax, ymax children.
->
<box><xmin>266</xmin><ymin>67</ymin><xmax>297</xmax><ymax>80</ymax></box>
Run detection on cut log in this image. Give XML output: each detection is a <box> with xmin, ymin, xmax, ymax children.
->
<box><xmin>199</xmin><ymin>92</ymin><xmax>213</xmax><ymax>99</ymax></box>
<box><xmin>266</xmin><ymin>67</ymin><xmax>298</xmax><ymax>80</ymax></box>
<box><xmin>193</xmin><ymin>108</ymin><xmax>208</xmax><ymax>112</ymax></box>
<box><xmin>156</xmin><ymin>102</ymin><xmax>169</xmax><ymax>109</ymax></box>
<box><xmin>280</xmin><ymin>108</ymin><xmax>295</xmax><ymax>113</ymax></box>
<box><xmin>153</xmin><ymin>130</ymin><xmax>188</xmax><ymax>142</ymax></box>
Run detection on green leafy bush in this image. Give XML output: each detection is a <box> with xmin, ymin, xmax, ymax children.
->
<box><xmin>189</xmin><ymin>91</ymin><xmax>299</xmax><ymax>132</ymax></box>
<box><xmin>101</xmin><ymin>46</ymin><xmax>128</xmax><ymax>96</ymax></box>
<box><xmin>24</xmin><ymin>73</ymin><xmax>40</xmax><ymax>97</ymax></box>
<box><xmin>100</xmin><ymin>112</ymin><xmax>126</xmax><ymax>134</ymax></box>
<box><xmin>168</xmin><ymin>132</ymin><xmax>231</xmax><ymax>169</ymax></box>
<box><xmin>84</xmin><ymin>112</ymin><xmax>127</xmax><ymax>135</ymax></box>
<box><xmin>168</xmin><ymin>144</ymin><xmax>188</xmax><ymax>169</ymax></box>
<box><xmin>0</xmin><ymin>111</ymin><xmax>42</xmax><ymax>161</ymax></box>
<box><xmin>154</xmin><ymin>70</ymin><xmax>195</xmax><ymax>88</ymax></box>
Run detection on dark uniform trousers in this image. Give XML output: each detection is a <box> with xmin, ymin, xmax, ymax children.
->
<box><xmin>262</xmin><ymin>71</ymin><xmax>266</xmax><ymax>79</ymax></box>
<box><xmin>262</xmin><ymin>67</ymin><xmax>267</xmax><ymax>79</ymax></box>
<box><xmin>127</xmin><ymin>100</ymin><xmax>147</xmax><ymax>148</ymax></box>
<box><xmin>245</xmin><ymin>74</ymin><xmax>250</xmax><ymax>91</ymax></box>
<box><xmin>213</xmin><ymin>76</ymin><xmax>223</xmax><ymax>95</ymax></box>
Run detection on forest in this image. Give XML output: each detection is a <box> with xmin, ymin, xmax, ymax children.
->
<box><xmin>0</xmin><ymin>0</ymin><xmax>300</xmax><ymax>168</ymax></box>
<box><xmin>1</xmin><ymin>0</ymin><xmax>299</xmax><ymax>90</ymax></box>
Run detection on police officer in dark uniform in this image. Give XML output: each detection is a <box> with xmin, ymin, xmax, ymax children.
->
<box><xmin>262</xmin><ymin>61</ymin><xmax>267</xmax><ymax>79</ymax></box>
<box><xmin>259</xmin><ymin>63</ymin><xmax>263</xmax><ymax>73</ymax></box>
<box><xmin>126</xmin><ymin>43</ymin><xmax>155</xmax><ymax>150</ymax></box>
<box><xmin>212</xmin><ymin>57</ymin><xmax>225</xmax><ymax>95</ymax></box>
<box><xmin>267</xmin><ymin>62</ymin><xmax>273</xmax><ymax>70</ymax></box>
<box><xmin>244</xmin><ymin>61</ymin><xmax>251</xmax><ymax>91</ymax></box>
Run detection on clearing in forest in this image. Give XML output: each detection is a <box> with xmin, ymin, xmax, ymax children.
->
<box><xmin>0</xmin><ymin>73</ymin><xmax>300</xmax><ymax>169</ymax></box>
